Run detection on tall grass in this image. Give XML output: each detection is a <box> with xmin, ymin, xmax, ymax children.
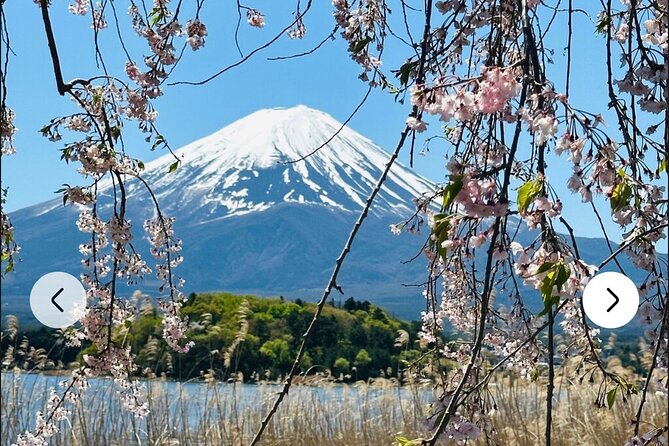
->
<box><xmin>1</xmin><ymin>372</ymin><xmax>431</xmax><ymax>445</ymax></box>
<box><xmin>491</xmin><ymin>376</ymin><xmax>666</xmax><ymax>446</ymax></box>
<box><xmin>1</xmin><ymin>370</ymin><xmax>665</xmax><ymax>445</ymax></box>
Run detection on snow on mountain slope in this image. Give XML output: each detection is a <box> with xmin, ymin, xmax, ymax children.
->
<box><xmin>3</xmin><ymin>106</ymin><xmax>436</xmax><ymax>321</ymax></box>
<box><xmin>126</xmin><ymin>105</ymin><xmax>434</xmax><ymax>220</ymax></box>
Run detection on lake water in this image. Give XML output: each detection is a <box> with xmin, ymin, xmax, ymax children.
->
<box><xmin>1</xmin><ymin>372</ymin><xmax>432</xmax><ymax>445</ymax></box>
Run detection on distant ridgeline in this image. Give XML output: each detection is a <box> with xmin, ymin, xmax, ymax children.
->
<box><xmin>1</xmin><ymin>293</ymin><xmax>425</xmax><ymax>382</ymax></box>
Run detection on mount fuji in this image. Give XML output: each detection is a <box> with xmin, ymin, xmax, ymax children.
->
<box><xmin>1</xmin><ymin>105</ymin><xmax>658</xmax><ymax>328</ymax></box>
<box><xmin>2</xmin><ymin>106</ymin><xmax>436</xmax><ymax>322</ymax></box>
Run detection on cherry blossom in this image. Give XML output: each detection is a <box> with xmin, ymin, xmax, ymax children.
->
<box><xmin>247</xmin><ymin>9</ymin><xmax>265</xmax><ymax>28</ymax></box>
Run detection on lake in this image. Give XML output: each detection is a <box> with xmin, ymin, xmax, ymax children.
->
<box><xmin>1</xmin><ymin>371</ymin><xmax>433</xmax><ymax>445</ymax></box>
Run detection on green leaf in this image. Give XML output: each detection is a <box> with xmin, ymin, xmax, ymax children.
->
<box><xmin>659</xmin><ymin>159</ymin><xmax>667</xmax><ymax>174</ymax></box>
<box><xmin>540</xmin><ymin>270</ymin><xmax>556</xmax><ymax>301</ymax></box>
<box><xmin>395</xmin><ymin>436</ymin><xmax>420</xmax><ymax>446</ymax></box>
<box><xmin>110</xmin><ymin>126</ymin><xmax>121</xmax><ymax>141</ymax></box>
<box><xmin>537</xmin><ymin>295</ymin><xmax>559</xmax><ymax>317</ymax></box>
<box><xmin>595</xmin><ymin>15</ymin><xmax>612</xmax><ymax>34</ymax></box>
<box><xmin>538</xmin><ymin>267</ymin><xmax>562</xmax><ymax>317</ymax></box>
<box><xmin>554</xmin><ymin>263</ymin><xmax>570</xmax><ymax>291</ymax></box>
<box><xmin>137</xmin><ymin>160</ymin><xmax>145</xmax><ymax>171</ymax></box>
<box><xmin>437</xmin><ymin>231</ymin><xmax>449</xmax><ymax>261</ymax></box>
<box><xmin>149</xmin><ymin>7</ymin><xmax>164</xmax><ymax>26</ymax></box>
<box><xmin>431</xmin><ymin>214</ymin><xmax>451</xmax><ymax>262</ymax></box>
<box><xmin>610</xmin><ymin>180</ymin><xmax>632</xmax><ymax>212</ymax></box>
<box><xmin>151</xmin><ymin>134</ymin><xmax>165</xmax><ymax>150</ymax></box>
<box><xmin>626</xmin><ymin>383</ymin><xmax>639</xmax><ymax>395</ymax></box>
<box><xmin>517</xmin><ymin>179</ymin><xmax>543</xmax><ymax>213</ymax></box>
<box><xmin>531</xmin><ymin>368</ymin><xmax>540</xmax><ymax>382</ymax></box>
<box><xmin>607</xmin><ymin>387</ymin><xmax>617</xmax><ymax>409</ymax></box>
<box><xmin>535</xmin><ymin>262</ymin><xmax>555</xmax><ymax>275</ymax></box>
<box><xmin>395</xmin><ymin>60</ymin><xmax>417</xmax><ymax>86</ymax></box>
<box><xmin>92</xmin><ymin>90</ymin><xmax>102</xmax><ymax>107</ymax></box>
<box><xmin>432</xmin><ymin>213</ymin><xmax>450</xmax><ymax>226</ymax></box>
<box><xmin>168</xmin><ymin>160</ymin><xmax>180</xmax><ymax>173</ymax></box>
<box><xmin>442</xmin><ymin>176</ymin><xmax>463</xmax><ymax>210</ymax></box>
<box><xmin>351</xmin><ymin>36</ymin><xmax>372</xmax><ymax>54</ymax></box>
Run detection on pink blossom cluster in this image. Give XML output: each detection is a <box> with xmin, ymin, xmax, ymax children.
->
<box><xmin>616</xmin><ymin>66</ymin><xmax>667</xmax><ymax>115</ymax></box>
<box><xmin>83</xmin><ymin>346</ymin><xmax>149</xmax><ymax>416</ymax></box>
<box><xmin>0</xmin><ymin>129</ymin><xmax>19</xmax><ymax>273</ymax></box>
<box><xmin>288</xmin><ymin>17</ymin><xmax>307</xmax><ymax>39</ymax></box>
<box><xmin>91</xmin><ymin>4</ymin><xmax>107</xmax><ymax>31</ymax></box>
<box><xmin>68</xmin><ymin>0</ymin><xmax>87</xmax><ymax>15</ymax></box>
<box><xmin>611</xmin><ymin>3</ymin><xmax>668</xmax><ymax>114</ymax></box>
<box><xmin>477</xmin><ymin>67</ymin><xmax>522</xmax><ymax>114</ymax></box>
<box><xmin>125</xmin><ymin>4</ymin><xmax>208</xmax><ymax>98</ymax></box>
<box><xmin>453</xmin><ymin>177</ymin><xmax>508</xmax><ymax>219</ymax></box>
<box><xmin>247</xmin><ymin>9</ymin><xmax>265</xmax><ymax>28</ymax></box>
<box><xmin>333</xmin><ymin>0</ymin><xmax>387</xmax><ymax>79</ymax></box>
<box><xmin>426</xmin><ymin>395</ymin><xmax>489</xmax><ymax>441</ymax></box>
<box><xmin>12</xmin><ymin>370</ymin><xmax>88</xmax><ymax>446</ymax></box>
<box><xmin>185</xmin><ymin>19</ymin><xmax>208</xmax><ymax>50</ymax></box>
<box><xmin>129</xmin><ymin>5</ymin><xmax>180</xmax><ymax>65</ymax></box>
<box><xmin>418</xmin><ymin>305</ymin><xmax>444</xmax><ymax>347</ymax></box>
<box><xmin>438</xmin><ymin>268</ymin><xmax>478</xmax><ymax>332</ymax></box>
<box><xmin>410</xmin><ymin>66</ymin><xmax>520</xmax><ymax>127</ymax></box>
<box><xmin>0</xmin><ymin>107</ymin><xmax>17</xmax><ymax>155</ymax></box>
<box><xmin>144</xmin><ymin>217</ymin><xmax>192</xmax><ymax>353</ymax></box>
<box><xmin>529</xmin><ymin>114</ymin><xmax>558</xmax><ymax>145</ymax></box>
<box><xmin>521</xmin><ymin>197</ymin><xmax>563</xmax><ymax>228</ymax></box>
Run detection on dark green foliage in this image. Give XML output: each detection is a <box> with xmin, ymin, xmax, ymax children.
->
<box><xmin>123</xmin><ymin>292</ymin><xmax>423</xmax><ymax>381</ymax></box>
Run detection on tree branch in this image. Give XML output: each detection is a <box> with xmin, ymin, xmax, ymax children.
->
<box><xmin>249</xmin><ymin>124</ymin><xmax>413</xmax><ymax>446</ymax></box>
<box><xmin>39</xmin><ymin>0</ymin><xmax>68</xmax><ymax>96</ymax></box>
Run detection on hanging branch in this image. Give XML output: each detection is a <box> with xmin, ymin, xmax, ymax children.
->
<box><xmin>249</xmin><ymin>123</ymin><xmax>413</xmax><ymax>445</ymax></box>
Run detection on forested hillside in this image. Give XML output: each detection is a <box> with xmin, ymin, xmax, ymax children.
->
<box><xmin>1</xmin><ymin>293</ymin><xmax>424</xmax><ymax>381</ymax></box>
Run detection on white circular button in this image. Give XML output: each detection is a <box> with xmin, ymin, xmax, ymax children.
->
<box><xmin>30</xmin><ymin>272</ymin><xmax>87</xmax><ymax>328</ymax></box>
<box><xmin>582</xmin><ymin>272</ymin><xmax>639</xmax><ymax>329</ymax></box>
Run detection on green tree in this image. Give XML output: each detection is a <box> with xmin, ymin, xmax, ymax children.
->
<box><xmin>333</xmin><ymin>357</ymin><xmax>350</xmax><ymax>375</ymax></box>
<box><xmin>354</xmin><ymin>348</ymin><xmax>372</xmax><ymax>378</ymax></box>
<box><xmin>259</xmin><ymin>338</ymin><xmax>292</xmax><ymax>371</ymax></box>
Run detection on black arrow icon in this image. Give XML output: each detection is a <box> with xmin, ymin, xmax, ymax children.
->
<box><xmin>606</xmin><ymin>288</ymin><xmax>620</xmax><ymax>312</ymax></box>
<box><xmin>51</xmin><ymin>288</ymin><xmax>65</xmax><ymax>312</ymax></box>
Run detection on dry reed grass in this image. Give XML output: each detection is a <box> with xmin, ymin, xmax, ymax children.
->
<box><xmin>1</xmin><ymin>369</ymin><xmax>666</xmax><ymax>446</ymax></box>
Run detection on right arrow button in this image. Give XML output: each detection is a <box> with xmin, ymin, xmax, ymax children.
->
<box><xmin>583</xmin><ymin>272</ymin><xmax>639</xmax><ymax>329</ymax></box>
<box><xmin>605</xmin><ymin>287</ymin><xmax>620</xmax><ymax>312</ymax></box>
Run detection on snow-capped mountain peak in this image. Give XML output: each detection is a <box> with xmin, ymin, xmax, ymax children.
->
<box><xmin>137</xmin><ymin>105</ymin><xmax>434</xmax><ymax>220</ymax></box>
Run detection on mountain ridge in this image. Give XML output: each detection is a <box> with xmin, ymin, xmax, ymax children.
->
<box><xmin>1</xmin><ymin>106</ymin><xmax>659</xmax><ymax>330</ymax></box>
<box><xmin>2</xmin><ymin>106</ymin><xmax>434</xmax><ymax>323</ymax></box>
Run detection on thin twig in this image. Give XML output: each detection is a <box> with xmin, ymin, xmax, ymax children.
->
<box><xmin>267</xmin><ymin>26</ymin><xmax>338</xmax><ymax>61</ymax></box>
<box><xmin>249</xmin><ymin>124</ymin><xmax>413</xmax><ymax>446</ymax></box>
<box><xmin>171</xmin><ymin>0</ymin><xmax>313</xmax><ymax>86</ymax></box>
<box><xmin>283</xmin><ymin>82</ymin><xmax>374</xmax><ymax>164</ymax></box>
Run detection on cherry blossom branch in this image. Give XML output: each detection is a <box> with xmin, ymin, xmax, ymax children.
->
<box><xmin>267</xmin><ymin>26</ymin><xmax>338</xmax><ymax>61</ymax></box>
<box><xmin>462</xmin><ymin>301</ymin><xmax>573</xmax><ymax>406</ymax></box>
<box><xmin>171</xmin><ymin>0</ymin><xmax>313</xmax><ymax>86</ymax></box>
<box><xmin>424</xmin><ymin>5</ymin><xmax>544</xmax><ymax>442</ymax></box>
<box><xmin>598</xmin><ymin>223</ymin><xmax>669</xmax><ymax>269</ymax></box>
<box><xmin>39</xmin><ymin>0</ymin><xmax>69</xmax><ymax>95</ymax></box>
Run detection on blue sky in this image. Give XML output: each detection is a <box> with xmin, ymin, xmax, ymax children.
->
<box><xmin>0</xmin><ymin>1</ymin><xmax>651</xmax><ymax>244</ymax></box>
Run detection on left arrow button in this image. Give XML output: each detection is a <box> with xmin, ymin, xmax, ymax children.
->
<box><xmin>51</xmin><ymin>287</ymin><xmax>65</xmax><ymax>312</ymax></box>
<box><xmin>30</xmin><ymin>272</ymin><xmax>86</xmax><ymax>328</ymax></box>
